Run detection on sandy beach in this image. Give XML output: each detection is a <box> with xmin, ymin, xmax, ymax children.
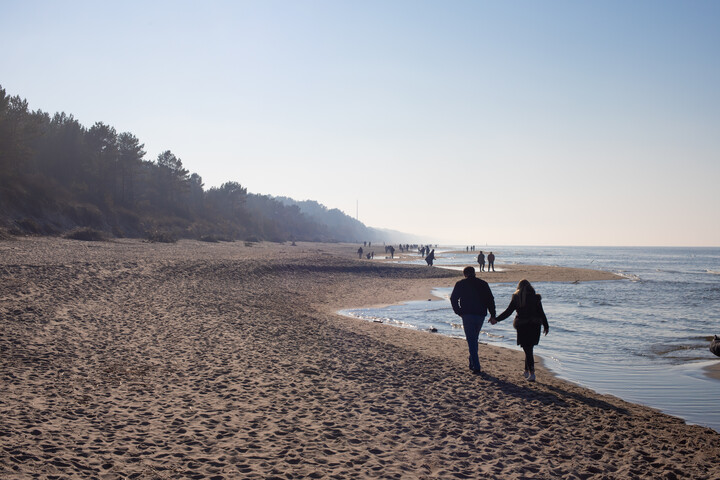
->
<box><xmin>2</xmin><ymin>238</ymin><xmax>719</xmax><ymax>479</ymax></box>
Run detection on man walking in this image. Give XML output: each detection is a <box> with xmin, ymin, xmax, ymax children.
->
<box><xmin>450</xmin><ymin>266</ymin><xmax>496</xmax><ymax>374</ymax></box>
<box><xmin>477</xmin><ymin>251</ymin><xmax>485</xmax><ymax>272</ymax></box>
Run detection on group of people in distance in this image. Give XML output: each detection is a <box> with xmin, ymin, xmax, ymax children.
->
<box><xmin>476</xmin><ymin>251</ymin><xmax>495</xmax><ymax>272</ymax></box>
<box><xmin>357</xmin><ymin>244</ymin><xmax>436</xmax><ymax>263</ymax></box>
<box><xmin>451</xmin><ymin>266</ymin><xmax>549</xmax><ymax>381</ymax></box>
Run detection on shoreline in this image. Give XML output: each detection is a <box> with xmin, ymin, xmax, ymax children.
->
<box><xmin>704</xmin><ymin>361</ymin><xmax>720</xmax><ymax>380</ymax></box>
<box><xmin>339</xmin><ymin>258</ymin><xmax>720</xmax><ymax>427</ymax></box>
<box><xmin>331</xmin><ymin>258</ymin><xmax>623</xmax><ymax>310</ymax></box>
<box><xmin>2</xmin><ymin>238</ymin><xmax>719</xmax><ymax>479</ymax></box>
<box><xmin>335</xmin><ymin>258</ymin><xmax>623</xmax><ymax>383</ymax></box>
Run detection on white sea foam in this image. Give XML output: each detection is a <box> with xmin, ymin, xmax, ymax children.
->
<box><xmin>615</xmin><ymin>271</ymin><xmax>642</xmax><ymax>282</ymax></box>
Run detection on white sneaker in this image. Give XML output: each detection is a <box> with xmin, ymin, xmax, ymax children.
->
<box><xmin>528</xmin><ymin>373</ymin><xmax>536</xmax><ymax>382</ymax></box>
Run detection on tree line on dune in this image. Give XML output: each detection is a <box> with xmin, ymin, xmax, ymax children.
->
<box><xmin>0</xmin><ymin>85</ymin><xmax>384</xmax><ymax>243</ymax></box>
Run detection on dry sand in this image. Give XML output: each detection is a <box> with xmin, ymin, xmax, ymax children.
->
<box><xmin>1</xmin><ymin>237</ymin><xmax>719</xmax><ymax>479</ymax></box>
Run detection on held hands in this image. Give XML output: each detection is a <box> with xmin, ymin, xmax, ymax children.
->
<box><xmin>488</xmin><ymin>315</ymin><xmax>547</xmax><ymax>334</ymax></box>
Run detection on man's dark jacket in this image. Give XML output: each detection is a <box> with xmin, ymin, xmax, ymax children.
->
<box><xmin>450</xmin><ymin>276</ymin><xmax>496</xmax><ymax>317</ymax></box>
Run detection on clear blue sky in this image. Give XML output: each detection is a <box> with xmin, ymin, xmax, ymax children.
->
<box><xmin>2</xmin><ymin>0</ymin><xmax>719</xmax><ymax>246</ymax></box>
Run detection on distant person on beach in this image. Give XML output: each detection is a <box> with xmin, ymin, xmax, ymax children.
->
<box><xmin>477</xmin><ymin>251</ymin><xmax>485</xmax><ymax>272</ymax></box>
<box><xmin>487</xmin><ymin>252</ymin><xmax>495</xmax><ymax>272</ymax></box>
<box><xmin>450</xmin><ymin>266</ymin><xmax>496</xmax><ymax>374</ymax></box>
<box><xmin>425</xmin><ymin>249</ymin><xmax>435</xmax><ymax>266</ymax></box>
<box><xmin>357</xmin><ymin>247</ymin><xmax>363</xmax><ymax>259</ymax></box>
<box><xmin>491</xmin><ymin>279</ymin><xmax>549</xmax><ymax>382</ymax></box>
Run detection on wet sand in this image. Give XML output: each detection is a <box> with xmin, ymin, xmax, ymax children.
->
<box><xmin>704</xmin><ymin>362</ymin><xmax>720</xmax><ymax>381</ymax></box>
<box><xmin>1</xmin><ymin>237</ymin><xmax>719</xmax><ymax>479</ymax></box>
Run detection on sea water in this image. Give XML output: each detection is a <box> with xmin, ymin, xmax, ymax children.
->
<box><xmin>340</xmin><ymin>246</ymin><xmax>720</xmax><ymax>432</ymax></box>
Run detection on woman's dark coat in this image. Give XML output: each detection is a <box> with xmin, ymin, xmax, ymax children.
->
<box><xmin>496</xmin><ymin>293</ymin><xmax>549</xmax><ymax>346</ymax></box>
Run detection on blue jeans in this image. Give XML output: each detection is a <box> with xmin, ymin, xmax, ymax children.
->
<box><xmin>462</xmin><ymin>314</ymin><xmax>486</xmax><ymax>371</ymax></box>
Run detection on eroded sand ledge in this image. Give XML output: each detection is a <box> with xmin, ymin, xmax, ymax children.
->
<box><xmin>1</xmin><ymin>238</ymin><xmax>719</xmax><ymax>479</ymax></box>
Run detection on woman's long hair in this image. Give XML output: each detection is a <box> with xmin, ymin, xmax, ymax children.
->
<box><xmin>514</xmin><ymin>279</ymin><xmax>536</xmax><ymax>308</ymax></box>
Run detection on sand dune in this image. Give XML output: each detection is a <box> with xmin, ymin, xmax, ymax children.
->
<box><xmin>1</xmin><ymin>238</ymin><xmax>718</xmax><ymax>479</ymax></box>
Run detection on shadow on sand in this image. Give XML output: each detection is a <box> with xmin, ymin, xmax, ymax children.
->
<box><xmin>476</xmin><ymin>371</ymin><xmax>630</xmax><ymax>415</ymax></box>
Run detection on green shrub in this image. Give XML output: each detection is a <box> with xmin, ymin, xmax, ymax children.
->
<box><xmin>65</xmin><ymin>203</ymin><xmax>105</xmax><ymax>227</ymax></box>
<box><xmin>16</xmin><ymin>218</ymin><xmax>42</xmax><ymax>234</ymax></box>
<box><xmin>64</xmin><ymin>227</ymin><xmax>108</xmax><ymax>241</ymax></box>
<box><xmin>146</xmin><ymin>230</ymin><xmax>177</xmax><ymax>243</ymax></box>
<box><xmin>114</xmin><ymin>208</ymin><xmax>142</xmax><ymax>231</ymax></box>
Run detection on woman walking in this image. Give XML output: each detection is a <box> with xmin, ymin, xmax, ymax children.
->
<box><xmin>491</xmin><ymin>279</ymin><xmax>549</xmax><ymax>381</ymax></box>
<box><xmin>425</xmin><ymin>249</ymin><xmax>435</xmax><ymax>266</ymax></box>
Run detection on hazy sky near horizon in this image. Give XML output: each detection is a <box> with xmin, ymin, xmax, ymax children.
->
<box><xmin>2</xmin><ymin>1</ymin><xmax>719</xmax><ymax>246</ymax></box>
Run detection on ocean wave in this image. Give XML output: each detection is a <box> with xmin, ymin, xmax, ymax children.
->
<box><xmin>363</xmin><ymin>316</ymin><xmax>418</xmax><ymax>329</ymax></box>
<box><xmin>690</xmin><ymin>335</ymin><xmax>718</xmax><ymax>342</ymax></box>
<box><xmin>652</xmin><ymin>344</ymin><xmax>695</xmax><ymax>356</ymax></box>
<box><xmin>481</xmin><ymin>331</ymin><xmax>504</xmax><ymax>339</ymax></box>
<box><xmin>423</xmin><ymin>306</ymin><xmax>451</xmax><ymax>313</ymax></box>
<box><xmin>655</xmin><ymin>268</ymin><xmax>684</xmax><ymax>274</ymax></box>
<box><xmin>706</xmin><ymin>270</ymin><xmax>720</xmax><ymax>275</ymax></box>
<box><xmin>614</xmin><ymin>272</ymin><xmax>643</xmax><ymax>282</ymax></box>
<box><xmin>392</xmin><ymin>320</ymin><xmax>419</xmax><ymax>329</ymax></box>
